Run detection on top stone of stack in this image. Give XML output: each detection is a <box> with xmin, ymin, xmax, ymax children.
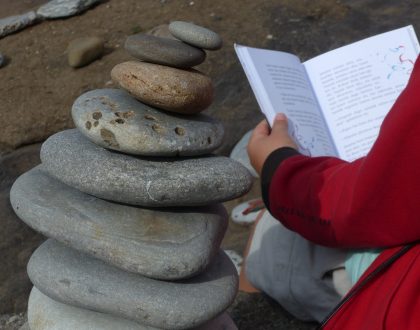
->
<box><xmin>117</xmin><ymin>21</ymin><xmax>223</xmax><ymax>116</ymax></box>
<box><xmin>169</xmin><ymin>21</ymin><xmax>223</xmax><ymax>50</ymax></box>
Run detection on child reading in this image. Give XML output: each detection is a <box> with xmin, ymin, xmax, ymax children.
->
<box><xmin>245</xmin><ymin>55</ymin><xmax>420</xmax><ymax>329</ymax></box>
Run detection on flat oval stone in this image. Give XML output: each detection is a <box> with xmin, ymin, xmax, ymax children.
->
<box><xmin>125</xmin><ymin>33</ymin><xmax>205</xmax><ymax>68</ymax></box>
<box><xmin>72</xmin><ymin>89</ymin><xmax>224</xmax><ymax>156</ymax></box>
<box><xmin>40</xmin><ymin>130</ymin><xmax>253</xmax><ymax>207</ymax></box>
<box><xmin>28</xmin><ymin>287</ymin><xmax>237</xmax><ymax>330</ymax></box>
<box><xmin>111</xmin><ymin>61</ymin><xmax>213</xmax><ymax>115</ymax></box>
<box><xmin>11</xmin><ymin>167</ymin><xmax>228</xmax><ymax>280</ymax></box>
<box><xmin>169</xmin><ymin>21</ymin><xmax>223</xmax><ymax>50</ymax></box>
<box><xmin>28</xmin><ymin>287</ymin><xmax>154</xmax><ymax>330</ymax></box>
<box><xmin>28</xmin><ymin>239</ymin><xmax>238</xmax><ymax>329</ymax></box>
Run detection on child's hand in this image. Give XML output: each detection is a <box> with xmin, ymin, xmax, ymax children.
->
<box><xmin>247</xmin><ymin>113</ymin><xmax>298</xmax><ymax>175</ymax></box>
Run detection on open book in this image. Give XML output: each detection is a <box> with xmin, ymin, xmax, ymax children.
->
<box><xmin>235</xmin><ymin>25</ymin><xmax>420</xmax><ymax>161</ymax></box>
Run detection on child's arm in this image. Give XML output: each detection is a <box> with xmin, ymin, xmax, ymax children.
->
<box><xmin>249</xmin><ymin>56</ymin><xmax>420</xmax><ymax>249</ymax></box>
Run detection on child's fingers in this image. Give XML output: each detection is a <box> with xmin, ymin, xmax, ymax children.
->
<box><xmin>271</xmin><ymin>113</ymin><xmax>289</xmax><ymax>135</ymax></box>
<box><xmin>252</xmin><ymin>119</ymin><xmax>270</xmax><ymax>136</ymax></box>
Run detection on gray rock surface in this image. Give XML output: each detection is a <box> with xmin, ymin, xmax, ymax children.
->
<box><xmin>28</xmin><ymin>239</ymin><xmax>239</xmax><ymax>329</ymax></box>
<box><xmin>0</xmin><ymin>144</ymin><xmax>44</xmax><ymax>314</ymax></box>
<box><xmin>28</xmin><ymin>287</ymin><xmax>158</xmax><ymax>330</ymax></box>
<box><xmin>72</xmin><ymin>89</ymin><xmax>224</xmax><ymax>156</ymax></box>
<box><xmin>0</xmin><ymin>12</ymin><xmax>39</xmax><ymax>39</ymax></box>
<box><xmin>67</xmin><ymin>36</ymin><xmax>104</xmax><ymax>68</ymax></box>
<box><xmin>169</xmin><ymin>21</ymin><xmax>222</xmax><ymax>50</ymax></box>
<box><xmin>111</xmin><ymin>61</ymin><xmax>213</xmax><ymax>115</ymax></box>
<box><xmin>37</xmin><ymin>0</ymin><xmax>101</xmax><ymax>19</ymax></box>
<box><xmin>11</xmin><ymin>167</ymin><xmax>228</xmax><ymax>280</ymax></box>
<box><xmin>125</xmin><ymin>33</ymin><xmax>205</xmax><ymax>68</ymax></box>
<box><xmin>40</xmin><ymin>129</ymin><xmax>253</xmax><ymax>207</ymax></box>
<box><xmin>28</xmin><ymin>287</ymin><xmax>237</xmax><ymax>330</ymax></box>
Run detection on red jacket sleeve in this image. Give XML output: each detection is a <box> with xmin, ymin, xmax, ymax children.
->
<box><xmin>262</xmin><ymin>56</ymin><xmax>420</xmax><ymax>248</ymax></box>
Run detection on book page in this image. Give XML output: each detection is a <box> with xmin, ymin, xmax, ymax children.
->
<box><xmin>235</xmin><ymin>45</ymin><xmax>336</xmax><ymax>157</ymax></box>
<box><xmin>304</xmin><ymin>26</ymin><xmax>420</xmax><ymax>161</ymax></box>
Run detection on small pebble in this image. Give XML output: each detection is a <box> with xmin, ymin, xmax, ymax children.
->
<box><xmin>67</xmin><ymin>36</ymin><xmax>104</xmax><ymax>68</ymax></box>
<box><xmin>169</xmin><ymin>21</ymin><xmax>222</xmax><ymax>50</ymax></box>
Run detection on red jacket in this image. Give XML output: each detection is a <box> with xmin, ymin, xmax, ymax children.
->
<box><xmin>261</xmin><ymin>56</ymin><xmax>420</xmax><ymax>329</ymax></box>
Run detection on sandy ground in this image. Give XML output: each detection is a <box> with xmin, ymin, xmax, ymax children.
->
<box><xmin>1</xmin><ymin>0</ymin><xmax>418</xmax><ymax>329</ymax></box>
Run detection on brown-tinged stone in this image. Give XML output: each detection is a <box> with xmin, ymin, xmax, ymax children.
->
<box><xmin>67</xmin><ymin>36</ymin><xmax>104</xmax><ymax>68</ymax></box>
<box><xmin>111</xmin><ymin>61</ymin><xmax>213</xmax><ymax>114</ymax></box>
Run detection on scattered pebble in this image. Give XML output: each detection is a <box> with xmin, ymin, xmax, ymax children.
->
<box><xmin>37</xmin><ymin>0</ymin><xmax>102</xmax><ymax>19</ymax></box>
<box><xmin>0</xmin><ymin>11</ymin><xmax>39</xmax><ymax>38</ymax></box>
<box><xmin>266</xmin><ymin>34</ymin><xmax>274</xmax><ymax>39</ymax></box>
<box><xmin>67</xmin><ymin>36</ymin><xmax>104</xmax><ymax>68</ymax></box>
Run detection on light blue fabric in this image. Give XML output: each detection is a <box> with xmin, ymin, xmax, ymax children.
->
<box><xmin>345</xmin><ymin>250</ymin><xmax>382</xmax><ymax>285</ymax></box>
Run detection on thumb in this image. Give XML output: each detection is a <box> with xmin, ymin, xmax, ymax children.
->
<box><xmin>271</xmin><ymin>113</ymin><xmax>289</xmax><ymax>135</ymax></box>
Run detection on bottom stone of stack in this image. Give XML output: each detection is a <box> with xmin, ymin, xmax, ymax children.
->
<box><xmin>28</xmin><ymin>287</ymin><xmax>237</xmax><ymax>330</ymax></box>
<box><xmin>27</xmin><ymin>239</ymin><xmax>238</xmax><ymax>330</ymax></box>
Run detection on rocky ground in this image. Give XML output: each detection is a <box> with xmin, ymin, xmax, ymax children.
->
<box><xmin>1</xmin><ymin>0</ymin><xmax>419</xmax><ymax>329</ymax></box>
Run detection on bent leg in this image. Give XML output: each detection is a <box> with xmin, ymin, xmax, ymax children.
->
<box><xmin>245</xmin><ymin>211</ymin><xmax>351</xmax><ymax>322</ymax></box>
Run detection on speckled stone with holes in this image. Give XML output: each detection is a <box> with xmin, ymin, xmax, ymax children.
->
<box><xmin>72</xmin><ymin>89</ymin><xmax>224</xmax><ymax>156</ymax></box>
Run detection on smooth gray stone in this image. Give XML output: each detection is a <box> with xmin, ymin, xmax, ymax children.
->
<box><xmin>11</xmin><ymin>167</ymin><xmax>228</xmax><ymax>280</ymax></box>
<box><xmin>169</xmin><ymin>21</ymin><xmax>222</xmax><ymax>50</ymax></box>
<box><xmin>28</xmin><ymin>240</ymin><xmax>239</xmax><ymax>330</ymax></box>
<box><xmin>40</xmin><ymin>129</ymin><xmax>253</xmax><ymax>207</ymax></box>
<box><xmin>37</xmin><ymin>0</ymin><xmax>101</xmax><ymax>19</ymax></box>
<box><xmin>125</xmin><ymin>33</ymin><xmax>205</xmax><ymax>68</ymax></box>
<box><xmin>28</xmin><ymin>287</ymin><xmax>158</xmax><ymax>330</ymax></box>
<box><xmin>28</xmin><ymin>287</ymin><xmax>237</xmax><ymax>330</ymax></box>
<box><xmin>72</xmin><ymin>89</ymin><xmax>224</xmax><ymax>156</ymax></box>
<box><xmin>0</xmin><ymin>12</ymin><xmax>39</xmax><ymax>38</ymax></box>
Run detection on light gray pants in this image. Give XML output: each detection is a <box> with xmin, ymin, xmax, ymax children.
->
<box><xmin>246</xmin><ymin>211</ymin><xmax>352</xmax><ymax>322</ymax></box>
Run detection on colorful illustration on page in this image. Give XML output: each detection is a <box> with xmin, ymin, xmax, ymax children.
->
<box><xmin>377</xmin><ymin>45</ymin><xmax>415</xmax><ymax>79</ymax></box>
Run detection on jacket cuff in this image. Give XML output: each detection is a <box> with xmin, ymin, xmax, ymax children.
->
<box><xmin>261</xmin><ymin>147</ymin><xmax>300</xmax><ymax>211</ymax></box>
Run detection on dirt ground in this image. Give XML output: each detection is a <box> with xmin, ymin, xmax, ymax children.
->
<box><xmin>1</xmin><ymin>0</ymin><xmax>419</xmax><ymax>329</ymax></box>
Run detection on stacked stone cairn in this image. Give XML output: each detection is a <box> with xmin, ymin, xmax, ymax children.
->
<box><xmin>11</xmin><ymin>21</ymin><xmax>253</xmax><ymax>330</ymax></box>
